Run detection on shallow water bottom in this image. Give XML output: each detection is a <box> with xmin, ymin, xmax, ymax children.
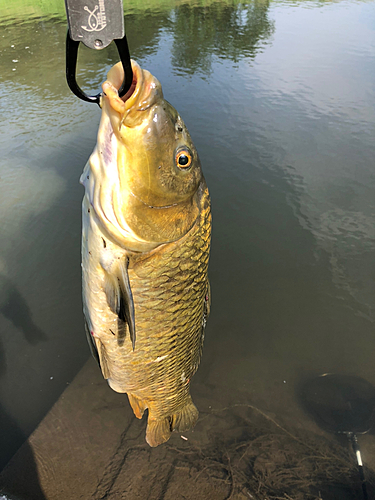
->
<box><xmin>1</xmin><ymin>358</ymin><xmax>375</xmax><ymax>500</ymax></box>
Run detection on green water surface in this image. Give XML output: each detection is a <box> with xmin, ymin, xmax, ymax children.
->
<box><xmin>0</xmin><ymin>0</ymin><xmax>374</xmax><ymax>496</ymax></box>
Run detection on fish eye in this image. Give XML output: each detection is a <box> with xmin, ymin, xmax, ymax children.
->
<box><xmin>175</xmin><ymin>148</ymin><xmax>193</xmax><ymax>170</ymax></box>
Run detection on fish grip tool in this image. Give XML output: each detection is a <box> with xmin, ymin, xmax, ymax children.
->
<box><xmin>64</xmin><ymin>0</ymin><xmax>132</xmax><ymax>105</ymax></box>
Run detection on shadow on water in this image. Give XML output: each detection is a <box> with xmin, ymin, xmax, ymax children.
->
<box><xmin>0</xmin><ymin>274</ymin><xmax>47</xmax><ymax>347</ymax></box>
<box><xmin>0</xmin><ymin>408</ymin><xmax>47</xmax><ymax>500</ymax></box>
<box><xmin>0</xmin><ymin>274</ymin><xmax>48</xmax><ymax>467</ymax></box>
<box><xmin>0</xmin><ymin>316</ymin><xmax>46</xmax><ymax>499</ymax></box>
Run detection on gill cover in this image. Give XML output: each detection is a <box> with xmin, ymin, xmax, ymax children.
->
<box><xmin>99</xmin><ymin>60</ymin><xmax>203</xmax><ymax>246</ymax></box>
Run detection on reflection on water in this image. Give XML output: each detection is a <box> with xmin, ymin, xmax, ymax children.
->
<box><xmin>0</xmin><ymin>0</ymin><xmax>375</xmax><ymax>496</ymax></box>
<box><xmin>170</xmin><ymin>1</ymin><xmax>274</xmax><ymax>75</ymax></box>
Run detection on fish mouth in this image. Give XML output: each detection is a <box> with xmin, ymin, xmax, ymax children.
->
<box><xmin>101</xmin><ymin>60</ymin><xmax>161</xmax><ymax>120</ymax></box>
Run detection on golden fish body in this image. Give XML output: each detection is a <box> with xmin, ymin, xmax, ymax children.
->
<box><xmin>80</xmin><ymin>61</ymin><xmax>211</xmax><ymax>446</ymax></box>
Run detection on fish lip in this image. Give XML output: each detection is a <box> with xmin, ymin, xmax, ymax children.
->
<box><xmin>101</xmin><ymin>60</ymin><xmax>157</xmax><ymax>117</ymax></box>
<box><xmin>121</xmin><ymin>60</ymin><xmax>142</xmax><ymax>110</ymax></box>
<box><xmin>121</xmin><ymin>77</ymin><xmax>137</xmax><ymax>104</ymax></box>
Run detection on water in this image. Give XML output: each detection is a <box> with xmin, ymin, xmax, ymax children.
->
<box><xmin>0</xmin><ymin>0</ymin><xmax>375</xmax><ymax>497</ymax></box>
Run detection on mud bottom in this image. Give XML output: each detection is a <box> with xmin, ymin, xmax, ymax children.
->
<box><xmin>1</xmin><ymin>360</ymin><xmax>375</xmax><ymax>500</ymax></box>
<box><xmin>95</xmin><ymin>405</ymin><xmax>375</xmax><ymax>500</ymax></box>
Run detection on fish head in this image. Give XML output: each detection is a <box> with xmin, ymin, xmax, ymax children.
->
<box><xmin>99</xmin><ymin>61</ymin><xmax>203</xmax><ymax>247</ymax></box>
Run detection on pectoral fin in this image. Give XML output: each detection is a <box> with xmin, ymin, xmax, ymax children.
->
<box><xmin>97</xmin><ymin>339</ymin><xmax>110</xmax><ymax>379</ymax></box>
<box><xmin>104</xmin><ymin>273</ymin><xmax>127</xmax><ymax>346</ymax></box>
<box><xmin>84</xmin><ymin>318</ymin><xmax>100</xmax><ymax>366</ymax></box>
<box><xmin>84</xmin><ymin>319</ymin><xmax>110</xmax><ymax>378</ymax></box>
<box><xmin>104</xmin><ymin>256</ymin><xmax>136</xmax><ymax>350</ymax></box>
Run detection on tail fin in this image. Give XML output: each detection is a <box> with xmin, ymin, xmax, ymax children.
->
<box><xmin>145</xmin><ymin>397</ymin><xmax>199</xmax><ymax>447</ymax></box>
<box><xmin>146</xmin><ymin>417</ymin><xmax>172</xmax><ymax>447</ymax></box>
<box><xmin>171</xmin><ymin>397</ymin><xmax>199</xmax><ymax>432</ymax></box>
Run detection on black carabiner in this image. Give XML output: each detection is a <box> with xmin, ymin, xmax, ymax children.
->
<box><xmin>66</xmin><ymin>30</ymin><xmax>133</xmax><ymax>106</ymax></box>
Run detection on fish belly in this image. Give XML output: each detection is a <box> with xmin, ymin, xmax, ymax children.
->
<box><xmin>82</xmin><ymin>184</ymin><xmax>211</xmax><ymax>446</ymax></box>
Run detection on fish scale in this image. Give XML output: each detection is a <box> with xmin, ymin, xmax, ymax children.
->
<box><xmin>81</xmin><ymin>60</ymin><xmax>211</xmax><ymax>447</ymax></box>
<box><xmin>83</xmin><ymin>188</ymin><xmax>210</xmax><ymax>440</ymax></box>
<box><xmin>104</xmin><ymin>187</ymin><xmax>210</xmax><ymax>442</ymax></box>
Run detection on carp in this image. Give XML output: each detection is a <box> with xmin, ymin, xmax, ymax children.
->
<box><xmin>80</xmin><ymin>60</ymin><xmax>211</xmax><ymax>447</ymax></box>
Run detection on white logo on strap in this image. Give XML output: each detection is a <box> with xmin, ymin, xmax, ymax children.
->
<box><xmin>81</xmin><ymin>1</ymin><xmax>107</xmax><ymax>32</ymax></box>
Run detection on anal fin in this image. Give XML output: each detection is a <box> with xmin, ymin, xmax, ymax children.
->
<box><xmin>127</xmin><ymin>393</ymin><xmax>147</xmax><ymax>419</ymax></box>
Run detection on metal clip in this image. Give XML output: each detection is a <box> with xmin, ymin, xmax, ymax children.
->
<box><xmin>66</xmin><ymin>31</ymin><xmax>132</xmax><ymax>105</ymax></box>
<box><xmin>64</xmin><ymin>0</ymin><xmax>132</xmax><ymax>105</ymax></box>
